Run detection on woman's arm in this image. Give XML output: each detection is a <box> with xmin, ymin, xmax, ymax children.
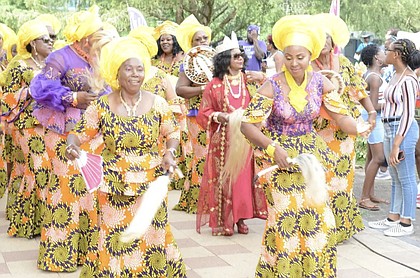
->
<box><xmin>175</xmin><ymin>71</ymin><xmax>205</xmax><ymax>99</ymax></box>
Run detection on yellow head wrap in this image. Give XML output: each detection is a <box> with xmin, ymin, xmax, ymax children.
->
<box><xmin>153</xmin><ymin>21</ymin><xmax>179</xmax><ymax>40</ymax></box>
<box><xmin>128</xmin><ymin>26</ymin><xmax>158</xmax><ymax>57</ymax></box>
<box><xmin>36</xmin><ymin>14</ymin><xmax>62</xmax><ymax>34</ymax></box>
<box><xmin>100</xmin><ymin>36</ymin><xmax>151</xmax><ymax>91</ymax></box>
<box><xmin>16</xmin><ymin>19</ymin><xmax>49</xmax><ymax>58</ymax></box>
<box><xmin>272</xmin><ymin>15</ymin><xmax>325</xmax><ymax>61</ymax></box>
<box><xmin>176</xmin><ymin>14</ymin><xmax>211</xmax><ymax>52</ymax></box>
<box><xmin>313</xmin><ymin>13</ymin><xmax>350</xmax><ymax>48</ymax></box>
<box><xmin>53</xmin><ymin>39</ymin><xmax>68</xmax><ymax>50</ymax></box>
<box><xmin>63</xmin><ymin>5</ymin><xmax>103</xmax><ymax>43</ymax></box>
<box><xmin>0</xmin><ymin>23</ymin><xmax>17</xmax><ymax>60</ymax></box>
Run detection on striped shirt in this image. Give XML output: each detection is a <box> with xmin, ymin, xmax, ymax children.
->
<box><xmin>382</xmin><ymin>75</ymin><xmax>419</xmax><ymax>137</ymax></box>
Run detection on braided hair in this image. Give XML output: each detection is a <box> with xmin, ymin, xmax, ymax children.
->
<box><xmin>392</xmin><ymin>39</ymin><xmax>420</xmax><ymax>70</ymax></box>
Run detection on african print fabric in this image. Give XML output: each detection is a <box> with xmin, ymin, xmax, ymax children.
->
<box><xmin>314</xmin><ymin>55</ymin><xmax>367</xmax><ymax>243</ymax></box>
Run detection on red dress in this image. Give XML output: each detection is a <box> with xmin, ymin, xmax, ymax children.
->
<box><xmin>196</xmin><ymin>73</ymin><xmax>267</xmax><ymax>235</ymax></box>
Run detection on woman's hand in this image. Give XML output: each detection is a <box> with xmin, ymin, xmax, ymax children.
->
<box><xmin>245</xmin><ymin>70</ymin><xmax>265</xmax><ymax>83</ymax></box>
<box><xmin>217</xmin><ymin>112</ymin><xmax>229</xmax><ymax>125</ymax></box>
<box><xmin>389</xmin><ymin>148</ymin><xmax>402</xmax><ymax>166</ymax></box>
<box><xmin>76</xmin><ymin>91</ymin><xmax>98</xmax><ymax>109</ymax></box>
<box><xmin>65</xmin><ymin>143</ymin><xmax>81</xmax><ymax>160</ymax></box>
<box><xmin>367</xmin><ymin>112</ymin><xmax>377</xmax><ymax>130</ymax></box>
<box><xmin>162</xmin><ymin>151</ymin><xmax>177</xmax><ymax>174</ymax></box>
<box><xmin>273</xmin><ymin>144</ymin><xmax>291</xmax><ymax>168</ymax></box>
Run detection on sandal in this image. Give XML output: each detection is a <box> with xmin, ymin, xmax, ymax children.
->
<box><xmin>370</xmin><ymin>196</ymin><xmax>390</xmax><ymax>204</ymax></box>
<box><xmin>358</xmin><ymin>199</ymin><xmax>380</xmax><ymax>211</ymax></box>
<box><xmin>237</xmin><ymin>222</ymin><xmax>249</xmax><ymax>234</ymax></box>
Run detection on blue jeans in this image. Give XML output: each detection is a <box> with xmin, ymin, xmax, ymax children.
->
<box><xmin>383</xmin><ymin>120</ymin><xmax>419</xmax><ymax>220</ymax></box>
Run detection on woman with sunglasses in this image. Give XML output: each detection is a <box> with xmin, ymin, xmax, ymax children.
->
<box><xmin>196</xmin><ymin>32</ymin><xmax>267</xmax><ymax>236</ymax></box>
<box><xmin>0</xmin><ymin>19</ymin><xmax>52</xmax><ymax>239</ymax></box>
<box><xmin>29</xmin><ymin>6</ymin><xmax>104</xmax><ymax>272</ymax></box>
<box><xmin>368</xmin><ymin>39</ymin><xmax>420</xmax><ymax>237</ymax></box>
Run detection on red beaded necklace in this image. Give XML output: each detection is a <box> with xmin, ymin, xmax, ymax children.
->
<box><xmin>71</xmin><ymin>42</ymin><xmax>91</xmax><ymax>63</ymax></box>
<box><xmin>315</xmin><ymin>52</ymin><xmax>333</xmax><ymax>70</ymax></box>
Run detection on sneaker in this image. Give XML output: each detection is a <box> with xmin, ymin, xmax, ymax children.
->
<box><xmin>384</xmin><ymin>224</ymin><xmax>414</xmax><ymax>237</ymax></box>
<box><xmin>375</xmin><ymin>169</ymin><xmax>391</xmax><ymax>180</ymax></box>
<box><xmin>368</xmin><ymin>218</ymin><xmax>400</xmax><ymax>230</ymax></box>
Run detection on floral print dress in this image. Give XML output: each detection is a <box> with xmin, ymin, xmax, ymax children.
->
<box><xmin>243</xmin><ymin>72</ymin><xmax>341</xmax><ymax>278</ymax></box>
<box><xmin>1</xmin><ymin>59</ymin><xmax>50</xmax><ymax>238</ymax></box>
<box><xmin>314</xmin><ymin>55</ymin><xmax>367</xmax><ymax>243</ymax></box>
<box><xmin>72</xmin><ymin>95</ymin><xmax>186</xmax><ymax>277</ymax></box>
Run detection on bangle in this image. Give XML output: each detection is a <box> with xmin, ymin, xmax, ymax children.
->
<box><xmin>166</xmin><ymin>147</ymin><xmax>177</xmax><ymax>158</ymax></box>
<box><xmin>368</xmin><ymin>110</ymin><xmax>377</xmax><ymax>115</ymax></box>
<box><xmin>72</xmin><ymin>92</ymin><xmax>78</xmax><ymax>107</ymax></box>
<box><xmin>265</xmin><ymin>142</ymin><xmax>277</xmax><ymax>158</ymax></box>
<box><xmin>200</xmin><ymin>85</ymin><xmax>206</xmax><ymax>92</ymax></box>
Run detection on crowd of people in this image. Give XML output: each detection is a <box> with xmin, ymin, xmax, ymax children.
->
<box><xmin>0</xmin><ymin>5</ymin><xmax>419</xmax><ymax>277</ymax></box>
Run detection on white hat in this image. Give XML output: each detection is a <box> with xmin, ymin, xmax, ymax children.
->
<box><xmin>397</xmin><ymin>31</ymin><xmax>420</xmax><ymax>50</ymax></box>
<box><xmin>215</xmin><ymin>31</ymin><xmax>239</xmax><ymax>54</ymax></box>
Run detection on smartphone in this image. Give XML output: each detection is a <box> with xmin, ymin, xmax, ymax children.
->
<box><xmin>398</xmin><ymin>150</ymin><xmax>405</xmax><ymax>161</ymax></box>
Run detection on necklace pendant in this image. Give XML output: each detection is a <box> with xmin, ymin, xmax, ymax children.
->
<box><xmin>230</xmin><ymin>79</ymin><xmax>239</xmax><ymax>86</ymax></box>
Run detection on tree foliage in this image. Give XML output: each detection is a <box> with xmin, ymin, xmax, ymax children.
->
<box><xmin>0</xmin><ymin>0</ymin><xmax>418</xmax><ymax>43</ymax></box>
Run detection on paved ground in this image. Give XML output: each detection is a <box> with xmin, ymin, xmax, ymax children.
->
<box><xmin>0</xmin><ymin>168</ymin><xmax>420</xmax><ymax>277</ymax></box>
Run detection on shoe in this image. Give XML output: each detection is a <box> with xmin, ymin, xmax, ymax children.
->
<box><xmin>384</xmin><ymin>224</ymin><xmax>414</xmax><ymax>237</ymax></box>
<box><xmin>375</xmin><ymin>169</ymin><xmax>391</xmax><ymax>180</ymax></box>
<box><xmin>368</xmin><ymin>218</ymin><xmax>400</xmax><ymax>229</ymax></box>
<box><xmin>358</xmin><ymin>199</ymin><xmax>380</xmax><ymax>211</ymax></box>
<box><xmin>237</xmin><ymin>222</ymin><xmax>249</xmax><ymax>234</ymax></box>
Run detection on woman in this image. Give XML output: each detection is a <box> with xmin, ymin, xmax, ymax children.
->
<box><xmin>29</xmin><ymin>6</ymin><xmax>103</xmax><ymax>272</ymax></box>
<box><xmin>241</xmin><ymin>15</ymin><xmax>366</xmax><ymax>277</ymax></box>
<box><xmin>152</xmin><ymin>20</ymin><xmax>184</xmax><ymax>77</ymax></box>
<box><xmin>369</xmin><ymin>39</ymin><xmax>420</xmax><ymax>237</ymax></box>
<box><xmin>196</xmin><ymin>32</ymin><xmax>267</xmax><ymax>236</ymax></box>
<box><xmin>130</xmin><ymin>26</ymin><xmax>188</xmax><ymax>191</ymax></box>
<box><xmin>66</xmin><ymin>36</ymin><xmax>186</xmax><ymax>277</ymax></box>
<box><xmin>173</xmin><ymin>14</ymin><xmax>212</xmax><ymax>213</ymax></box>
<box><xmin>0</xmin><ymin>23</ymin><xmax>17</xmax><ymax>200</ymax></box>
<box><xmin>0</xmin><ymin>20</ymin><xmax>52</xmax><ymax>238</ymax></box>
<box><xmin>262</xmin><ymin>34</ymin><xmax>283</xmax><ymax>77</ymax></box>
<box><xmin>359</xmin><ymin>44</ymin><xmax>389</xmax><ymax>210</ymax></box>
<box><xmin>311</xmin><ymin>13</ymin><xmax>376</xmax><ymax>243</ymax></box>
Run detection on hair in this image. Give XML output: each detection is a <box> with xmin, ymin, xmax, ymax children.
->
<box><xmin>267</xmin><ymin>34</ymin><xmax>278</xmax><ymax>50</ymax></box>
<box><xmin>26</xmin><ymin>43</ymin><xmax>33</xmax><ymax>53</ymax></box>
<box><xmin>154</xmin><ymin>34</ymin><xmax>183</xmax><ymax>58</ymax></box>
<box><xmin>392</xmin><ymin>38</ymin><xmax>420</xmax><ymax>70</ymax></box>
<box><xmin>360</xmin><ymin>44</ymin><xmax>381</xmax><ymax>67</ymax></box>
<box><xmin>213</xmin><ymin>48</ymin><xmax>248</xmax><ymax>80</ymax></box>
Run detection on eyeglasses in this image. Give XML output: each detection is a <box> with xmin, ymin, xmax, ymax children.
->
<box><xmin>49</xmin><ymin>34</ymin><xmax>57</xmax><ymax>41</ymax></box>
<box><xmin>385</xmin><ymin>48</ymin><xmax>397</xmax><ymax>53</ymax></box>
<box><xmin>232</xmin><ymin>52</ymin><xmax>245</xmax><ymax>60</ymax></box>
<box><xmin>36</xmin><ymin>37</ymin><xmax>53</xmax><ymax>44</ymax></box>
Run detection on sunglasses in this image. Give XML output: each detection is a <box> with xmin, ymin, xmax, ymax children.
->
<box><xmin>232</xmin><ymin>52</ymin><xmax>245</xmax><ymax>59</ymax></box>
<box><xmin>36</xmin><ymin>37</ymin><xmax>53</xmax><ymax>44</ymax></box>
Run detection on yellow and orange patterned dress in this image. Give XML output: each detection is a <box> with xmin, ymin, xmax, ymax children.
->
<box><xmin>72</xmin><ymin>95</ymin><xmax>186</xmax><ymax>277</ymax></box>
<box><xmin>314</xmin><ymin>55</ymin><xmax>367</xmax><ymax>243</ymax></box>
<box><xmin>1</xmin><ymin>58</ymin><xmax>50</xmax><ymax>238</ymax></box>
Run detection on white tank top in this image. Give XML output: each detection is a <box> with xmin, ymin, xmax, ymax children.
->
<box><xmin>266</xmin><ymin>51</ymin><xmax>279</xmax><ymax>77</ymax></box>
<box><xmin>364</xmin><ymin>72</ymin><xmax>388</xmax><ymax>104</ymax></box>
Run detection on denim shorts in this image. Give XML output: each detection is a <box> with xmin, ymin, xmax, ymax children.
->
<box><xmin>361</xmin><ymin>110</ymin><xmax>384</xmax><ymax>144</ymax></box>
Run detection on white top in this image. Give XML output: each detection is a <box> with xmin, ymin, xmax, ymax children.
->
<box><xmin>364</xmin><ymin>72</ymin><xmax>387</xmax><ymax>104</ymax></box>
<box><xmin>266</xmin><ymin>51</ymin><xmax>279</xmax><ymax>77</ymax></box>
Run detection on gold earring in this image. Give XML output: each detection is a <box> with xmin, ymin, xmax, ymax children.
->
<box><xmin>34</xmin><ymin>45</ymin><xmax>38</xmax><ymax>56</ymax></box>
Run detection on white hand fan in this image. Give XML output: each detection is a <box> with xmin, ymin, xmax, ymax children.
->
<box><xmin>76</xmin><ymin>150</ymin><xmax>103</xmax><ymax>193</ymax></box>
<box><xmin>254</xmin><ymin>153</ymin><xmax>328</xmax><ymax>206</ymax></box>
<box><xmin>120</xmin><ymin>174</ymin><xmax>170</xmax><ymax>243</ymax></box>
<box><xmin>120</xmin><ymin>168</ymin><xmax>184</xmax><ymax>243</ymax></box>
